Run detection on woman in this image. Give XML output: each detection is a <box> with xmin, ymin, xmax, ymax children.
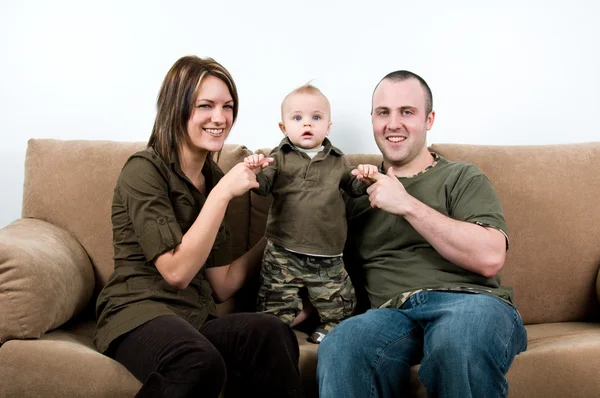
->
<box><xmin>94</xmin><ymin>56</ymin><xmax>304</xmax><ymax>398</ymax></box>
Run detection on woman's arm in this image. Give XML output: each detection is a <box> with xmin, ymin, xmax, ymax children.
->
<box><xmin>154</xmin><ymin>163</ymin><xmax>260</xmax><ymax>289</ymax></box>
<box><xmin>206</xmin><ymin>237</ymin><xmax>267</xmax><ymax>302</ymax></box>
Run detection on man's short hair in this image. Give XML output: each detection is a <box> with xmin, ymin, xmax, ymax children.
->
<box><xmin>377</xmin><ymin>70</ymin><xmax>433</xmax><ymax>115</ymax></box>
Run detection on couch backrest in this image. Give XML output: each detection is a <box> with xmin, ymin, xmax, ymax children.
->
<box><xmin>23</xmin><ymin>140</ymin><xmax>600</xmax><ymax>325</ymax></box>
<box><xmin>428</xmin><ymin>143</ymin><xmax>600</xmax><ymax>324</ymax></box>
<box><xmin>22</xmin><ymin>139</ymin><xmax>251</xmax><ymax>301</ymax></box>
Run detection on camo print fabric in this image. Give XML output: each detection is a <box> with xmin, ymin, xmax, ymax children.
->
<box><xmin>257</xmin><ymin>240</ymin><xmax>356</xmax><ymax>331</ymax></box>
<box><xmin>378</xmin><ymin>286</ymin><xmax>507</xmax><ymax>310</ymax></box>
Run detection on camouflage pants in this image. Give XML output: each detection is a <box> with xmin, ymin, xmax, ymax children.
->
<box><xmin>257</xmin><ymin>240</ymin><xmax>356</xmax><ymax>331</ymax></box>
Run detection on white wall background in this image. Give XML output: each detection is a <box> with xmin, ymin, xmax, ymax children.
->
<box><xmin>1</xmin><ymin>0</ymin><xmax>599</xmax><ymax>228</ymax></box>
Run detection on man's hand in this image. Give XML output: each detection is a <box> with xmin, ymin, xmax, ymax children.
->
<box><xmin>366</xmin><ymin>167</ymin><xmax>416</xmax><ymax>216</ymax></box>
<box><xmin>244</xmin><ymin>154</ymin><xmax>274</xmax><ymax>175</ymax></box>
<box><xmin>351</xmin><ymin>164</ymin><xmax>379</xmax><ymax>186</ymax></box>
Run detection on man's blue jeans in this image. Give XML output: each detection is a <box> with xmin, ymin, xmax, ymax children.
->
<box><xmin>317</xmin><ymin>291</ymin><xmax>527</xmax><ymax>398</ymax></box>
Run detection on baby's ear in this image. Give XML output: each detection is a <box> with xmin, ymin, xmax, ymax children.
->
<box><xmin>327</xmin><ymin>120</ymin><xmax>332</xmax><ymax>135</ymax></box>
<box><xmin>279</xmin><ymin>122</ymin><xmax>286</xmax><ymax>135</ymax></box>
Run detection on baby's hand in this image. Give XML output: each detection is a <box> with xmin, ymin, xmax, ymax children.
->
<box><xmin>352</xmin><ymin>164</ymin><xmax>379</xmax><ymax>186</ymax></box>
<box><xmin>244</xmin><ymin>154</ymin><xmax>274</xmax><ymax>174</ymax></box>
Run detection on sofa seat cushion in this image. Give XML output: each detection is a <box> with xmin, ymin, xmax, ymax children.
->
<box><xmin>401</xmin><ymin>322</ymin><xmax>600</xmax><ymax>397</ymax></box>
<box><xmin>295</xmin><ymin>322</ymin><xmax>600</xmax><ymax>398</ymax></box>
<box><xmin>505</xmin><ymin>322</ymin><xmax>600</xmax><ymax>397</ymax></box>
<box><xmin>0</xmin><ymin>328</ymin><xmax>141</xmax><ymax>398</ymax></box>
<box><xmin>0</xmin><ymin>218</ymin><xmax>95</xmax><ymax>342</ymax></box>
<box><xmin>0</xmin><ymin>321</ymin><xmax>321</xmax><ymax>398</ymax></box>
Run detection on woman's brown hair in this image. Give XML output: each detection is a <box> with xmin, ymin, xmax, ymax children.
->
<box><xmin>148</xmin><ymin>56</ymin><xmax>239</xmax><ymax>163</ymax></box>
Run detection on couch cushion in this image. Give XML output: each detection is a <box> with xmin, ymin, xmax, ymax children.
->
<box><xmin>430</xmin><ymin>143</ymin><xmax>600</xmax><ymax>324</ymax></box>
<box><xmin>403</xmin><ymin>322</ymin><xmax>600</xmax><ymax>397</ymax></box>
<box><xmin>0</xmin><ymin>218</ymin><xmax>94</xmax><ymax>342</ymax></box>
<box><xmin>22</xmin><ymin>140</ymin><xmax>252</xmax><ymax>302</ymax></box>
<box><xmin>0</xmin><ymin>329</ymin><xmax>141</xmax><ymax>397</ymax></box>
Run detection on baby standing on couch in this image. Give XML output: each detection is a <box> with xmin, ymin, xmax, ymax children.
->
<box><xmin>244</xmin><ymin>84</ymin><xmax>378</xmax><ymax>343</ymax></box>
<box><xmin>94</xmin><ymin>56</ymin><xmax>304</xmax><ymax>398</ymax></box>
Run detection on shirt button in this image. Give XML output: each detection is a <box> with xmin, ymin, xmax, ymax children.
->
<box><xmin>157</xmin><ymin>216</ymin><xmax>166</xmax><ymax>225</ymax></box>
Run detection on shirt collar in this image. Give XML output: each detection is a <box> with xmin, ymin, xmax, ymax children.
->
<box><xmin>379</xmin><ymin>152</ymin><xmax>440</xmax><ymax>178</ymax></box>
<box><xmin>277</xmin><ymin>136</ymin><xmax>344</xmax><ymax>157</ymax></box>
<box><xmin>168</xmin><ymin>147</ymin><xmax>215</xmax><ymax>187</ymax></box>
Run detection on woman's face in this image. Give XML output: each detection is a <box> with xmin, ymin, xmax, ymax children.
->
<box><xmin>185</xmin><ymin>75</ymin><xmax>234</xmax><ymax>155</ymax></box>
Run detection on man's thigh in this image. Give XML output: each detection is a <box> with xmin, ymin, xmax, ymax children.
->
<box><xmin>318</xmin><ymin>308</ymin><xmax>423</xmax><ymax>397</ymax></box>
<box><xmin>415</xmin><ymin>292</ymin><xmax>527</xmax><ymax>373</ymax></box>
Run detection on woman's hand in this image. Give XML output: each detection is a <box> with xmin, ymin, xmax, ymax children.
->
<box><xmin>214</xmin><ymin>162</ymin><xmax>262</xmax><ymax>202</ymax></box>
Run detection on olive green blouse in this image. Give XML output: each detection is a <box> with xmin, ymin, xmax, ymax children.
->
<box><xmin>94</xmin><ymin>147</ymin><xmax>231</xmax><ymax>354</ymax></box>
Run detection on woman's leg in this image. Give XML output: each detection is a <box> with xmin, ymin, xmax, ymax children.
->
<box><xmin>200</xmin><ymin>312</ymin><xmax>304</xmax><ymax>398</ymax></box>
<box><xmin>109</xmin><ymin>315</ymin><xmax>226</xmax><ymax>398</ymax></box>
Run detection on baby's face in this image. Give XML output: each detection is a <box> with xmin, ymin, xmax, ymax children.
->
<box><xmin>280</xmin><ymin>92</ymin><xmax>331</xmax><ymax>150</ymax></box>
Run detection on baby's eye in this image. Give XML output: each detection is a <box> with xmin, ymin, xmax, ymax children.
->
<box><xmin>313</xmin><ymin>115</ymin><xmax>321</xmax><ymax>120</ymax></box>
<box><xmin>293</xmin><ymin>116</ymin><xmax>302</xmax><ymax>121</ymax></box>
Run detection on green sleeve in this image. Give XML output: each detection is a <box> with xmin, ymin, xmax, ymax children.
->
<box><xmin>340</xmin><ymin>157</ymin><xmax>368</xmax><ymax>197</ymax></box>
<box><xmin>116</xmin><ymin>157</ymin><xmax>183</xmax><ymax>262</ymax></box>
<box><xmin>253</xmin><ymin>149</ymin><xmax>279</xmax><ymax>196</ymax></box>
<box><xmin>449</xmin><ymin>169</ymin><xmax>509</xmax><ymax>243</ymax></box>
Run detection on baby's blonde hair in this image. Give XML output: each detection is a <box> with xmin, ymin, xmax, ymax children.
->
<box><xmin>281</xmin><ymin>83</ymin><xmax>331</xmax><ymax>119</ymax></box>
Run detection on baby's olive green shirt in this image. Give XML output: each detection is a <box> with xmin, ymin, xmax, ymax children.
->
<box><xmin>254</xmin><ymin>137</ymin><xmax>367</xmax><ymax>256</ymax></box>
<box><xmin>94</xmin><ymin>147</ymin><xmax>231</xmax><ymax>354</ymax></box>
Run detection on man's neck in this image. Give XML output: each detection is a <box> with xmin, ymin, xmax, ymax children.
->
<box><xmin>385</xmin><ymin>151</ymin><xmax>435</xmax><ymax>178</ymax></box>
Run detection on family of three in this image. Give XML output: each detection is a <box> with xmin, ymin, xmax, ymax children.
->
<box><xmin>93</xmin><ymin>55</ymin><xmax>527</xmax><ymax>398</ymax></box>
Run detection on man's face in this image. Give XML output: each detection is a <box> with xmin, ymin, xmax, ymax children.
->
<box><xmin>371</xmin><ymin>78</ymin><xmax>435</xmax><ymax>169</ymax></box>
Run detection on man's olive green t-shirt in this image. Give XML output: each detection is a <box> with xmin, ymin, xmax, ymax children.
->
<box><xmin>94</xmin><ymin>147</ymin><xmax>231</xmax><ymax>354</ymax></box>
<box><xmin>344</xmin><ymin>153</ymin><xmax>514</xmax><ymax>309</ymax></box>
<box><xmin>254</xmin><ymin>137</ymin><xmax>367</xmax><ymax>256</ymax></box>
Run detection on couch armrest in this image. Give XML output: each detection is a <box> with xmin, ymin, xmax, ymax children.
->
<box><xmin>596</xmin><ymin>268</ymin><xmax>600</xmax><ymax>305</ymax></box>
<box><xmin>0</xmin><ymin>218</ymin><xmax>95</xmax><ymax>343</ymax></box>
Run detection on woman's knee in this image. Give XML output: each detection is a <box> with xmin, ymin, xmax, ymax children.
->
<box><xmin>170</xmin><ymin>337</ymin><xmax>227</xmax><ymax>389</ymax></box>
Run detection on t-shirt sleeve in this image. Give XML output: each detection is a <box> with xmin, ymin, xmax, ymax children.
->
<box><xmin>448</xmin><ymin>169</ymin><xmax>509</xmax><ymax>247</ymax></box>
<box><xmin>340</xmin><ymin>158</ymin><xmax>369</xmax><ymax>197</ymax></box>
<box><xmin>116</xmin><ymin>157</ymin><xmax>183</xmax><ymax>261</ymax></box>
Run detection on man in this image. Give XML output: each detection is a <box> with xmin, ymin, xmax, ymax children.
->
<box><xmin>316</xmin><ymin>71</ymin><xmax>527</xmax><ymax>398</ymax></box>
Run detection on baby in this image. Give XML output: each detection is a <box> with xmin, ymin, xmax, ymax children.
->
<box><xmin>245</xmin><ymin>84</ymin><xmax>377</xmax><ymax>343</ymax></box>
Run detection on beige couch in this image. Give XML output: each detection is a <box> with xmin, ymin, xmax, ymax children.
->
<box><xmin>1</xmin><ymin>139</ymin><xmax>600</xmax><ymax>397</ymax></box>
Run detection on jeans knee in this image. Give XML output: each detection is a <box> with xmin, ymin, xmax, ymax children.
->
<box><xmin>318</xmin><ymin>321</ymin><xmax>361</xmax><ymax>367</ymax></box>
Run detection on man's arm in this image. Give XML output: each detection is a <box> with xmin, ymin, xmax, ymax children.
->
<box><xmin>367</xmin><ymin>167</ymin><xmax>506</xmax><ymax>277</ymax></box>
